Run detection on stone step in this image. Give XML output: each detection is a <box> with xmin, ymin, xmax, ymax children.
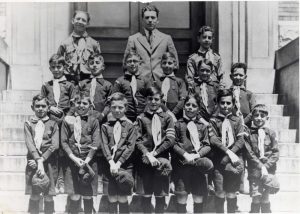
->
<box><xmin>254</xmin><ymin>94</ymin><xmax>278</xmax><ymax>105</ymax></box>
<box><xmin>275</xmin><ymin>129</ymin><xmax>297</xmax><ymax>143</ymax></box>
<box><xmin>0</xmin><ymin>114</ymin><xmax>32</xmax><ymax>128</ymax></box>
<box><xmin>268</xmin><ymin>116</ymin><xmax>290</xmax><ymax>130</ymax></box>
<box><xmin>279</xmin><ymin>143</ymin><xmax>300</xmax><ymax>157</ymax></box>
<box><xmin>276</xmin><ymin>173</ymin><xmax>300</xmax><ymax>192</ymax></box>
<box><xmin>0</xmin><ymin>102</ymin><xmax>32</xmax><ymax>114</ymax></box>
<box><xmin>0</xmin><ymin>156</ymin><xmax>26</xmax><ymax>172</ymax></box>
<box><xmin>277</xmin><ymin>157</ymin><xmax>300</xmax><ymax>174</ymax></box>
<box><xmin>268</xmin><ymin>104</ymin><xmax>284</xmax><ymax>116</ymax></box>
<box><xmin>0</xmin><ymin>141</ymin><xmax>27</xmax><ymax>156</ymax></box>
<box><xmin>0</xmin><ymin>128</ymin><xmax>25</xmax><ymax>141</ymax></box>
<box><xmin>1</xmin><ymin>90</ymin><xmax>40</xmax><ymax>102</ymax></box>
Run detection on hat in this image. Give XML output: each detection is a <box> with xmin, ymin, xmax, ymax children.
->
<box><xmin>261</xmin><ymin>174</ymin><xmax>280</xmax><ymax>194</ymax></box>
<box><xmin>114</xmin><ymin>169</ymin><xmax>134</xmax><ymax>192</ymax></box>
<box><xmin>155</xmin><ymin>157</ymin><xmax>172</xmax><ymax>176</ymax></box>
<box><xmin>224</xmin><ymin>160</ymin><xmax>244</xmax><ymax>175</ymax></box>
<box><xmin>32</xmin><ymin>172</ymin><xmax>50</xmax><ymax>194</ymax></box>
<box><xmin>79</xmin><ymin>163</ymin><xmax>95</xmax><ymax>185</ymax></box>
<box><xmin>193</xmin><ymin>157</ymin><xmax>214</xmax><ymax>173</ymax></box>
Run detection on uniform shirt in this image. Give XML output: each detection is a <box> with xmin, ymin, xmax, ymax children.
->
<box><xmin>79</xmin><ymin>77</ymin><xmax>112</xmax><ymax>116</ymax></box>
<box><xmin>41</xmin><ymin>78</ymin><xmax>76</xmax><ymax>112</ymax></box>
<box><xmin>101</xmin><ymin>117</ymin><xmax>136</xmax><ymax>165</ymax></box>
<box><xmin>246</xmin><ymin>126</ymin><xmax>279</xmax><ymax>174</ymax></box>
<box><xmin>136</xmin><ymin>108</ymin><xmax>176</xmax><ymax>158</ymax></box>
<box><xmin>61</xmin><ymin>111</ymin><xmax>101</xmax><ymax>159</ymax></box>
<box><xmin>57</xmin><ymin>31</ymin><xmax>101</xmax><ymax>75</ymax></box>
<box><xmin>208</xmin><ymin>113</ymin><xmax>245</xmax><ymax>158</ymax></box>
<box><xmin>193</xmin><ymin>78</ymin><xmax>219</xmax><ymax>121</ymax></box>
<box><xmin>24</xmin><ymin>117</ymin><xmax>59</xmax><ymax>161</ymax></box>
<box><xmin>156</xmin><ymin>75</ymin><xmax>187</xmax><ymax>116</ymax></box>
<box><xmin>186</xmin><ymin>48</ymin><xmax>224</xmax><ymax>88</ymax></box>
<box><xmin>173</xmin><ymin>117</ymin><xmax>211</xmax><ymax>162</ymax></box>
<box><xmin>113</xmin><ymin>72</ymin><xmax>152</xmax><ymax>119</ymax></box>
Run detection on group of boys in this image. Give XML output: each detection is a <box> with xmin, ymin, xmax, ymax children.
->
<box><xmin>24</xmin><ymin>5</ymin><xmax>279</xmax><ymax>214</ymax></box>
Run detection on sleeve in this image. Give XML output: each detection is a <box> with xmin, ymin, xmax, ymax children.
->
<box><xmin>244</xmin><ymin>139</ymin><xmax>264</xmax><ymax>169</ymax></box>
<box><xmin>41</xmin><ymin>84</ymin><xmax>47</xmax><ymax>98</ymax></box>
<box><xmin>69</xmin><ymin>83</ymin><xmax>77</xmax><ymax>101</ymax></box>
<box><xmin>136</xmin><ymin>117</ymin><xmax>150</xmax><ymax>155</ymax></box>
<box><xmin>93</xmin><ymin>40</ymin><xmax>101</xmax><ymax>54</ymax></box>
<box><xmin>244</xmin><ymin>92</ymin><xmax>257</xmax><ymax>124</ymax></box>
<box><xmin>102</xmin><ymin>83</ymin><xmax>113</xmax><ymax>117</ymax></box>
<box><xmin>42</xmin><ymin>122</ymin><xmax>59</xmax><ymax>161</ymax></box>
<box><xmin>112</xmin><ymin>79</ymin><xmax>123</xmax><ymax>94</ymax></box>
<box><xmin>198</xmin><ymin>126</ymin><xmax>211</xmax><ymax>157</ymax></box>
<box><xmin>167</xmin><ymin>35</ymin><xmax>179</xmax><ymax>67</ymax></box>
<box><xmin>216</xmin><ymin>56</ymin><xmax>225</xmax><ymax>89</ymax></box>
<box><xmin>123</xmin><ymin>36</ymin><xmax>135</xmax><ymax>66</ymax></box>
<box><xmin>24</xmin><ymin>122</ymin><xmax>41</xmax><ymax>160</ymax></box>
<box><xmin>208</xmin><ymin>119</ymin><xmax>228</xmax><ymax>153</ymax></box>
<box><xmin>60</xmin><ymin>120</ymin><xmax>74</xmax><ymax>156</ymax></box>
<box><xmin>100</xmin><ymin>124</ymin><xmax>113</xmax><ymax>161</ymax></box>
<box><xmin>186</xmin><ymin>56</ymin><xmax>196</xmax><ymax>82</ymax></box>
<box><xmin>264</xmin><ymin>131</ymin><xmax>280</xmax><ymax>169</ymax></box>
<box><xmin>118</xmin><ymin>125</ymin><xmax>137</xmax><ymax>164</ymax></box>
<box><xmin>172</xmin><ymin>122</ymin><xmax>187</xmax><ymax>157</ymax></box>
<box><xmin>87</xmin><ymin>119</ymin><xmax>101</xmax><ymax>159</ymax></box>
<box><xmin>155</xmin><ymin>114</ymin><xmax>176</xmax><ymax>155</ymax></box>
<box><xmin>172</xmin><ymin>79</ymin><xmax>187</xmax><ymax>115</ymax></box>
<box><xmin>230</xmin><ymin>118</ymin><xmax>246</xmax><ymax>153</ymax></box>
<box><xmin>57</xmin><ymin>43</ymin><xmax>66</xmax><ymax>57</ymax></box>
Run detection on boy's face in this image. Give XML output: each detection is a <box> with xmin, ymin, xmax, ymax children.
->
<box><xmin>252</xmin><ymin>111</ymin><xmax>268</xmax><ymax>128</ymax></box>
<box><xmin>72</xmin><ymin>11</ymin><xmax>89</xmax><ymax>33</ymax></box>
<box><xmin>184</xmin><ymin>97</ymin><xmax>199</xmax><ymax>119</ymax></box>
<box><xmin>50</xmin><ymin>62</ymin><xmax>64</xmax><ymax>79</ymax></box>
<box><xmin>110</xmin><ymin>100</ymin><xmax>126</xmax><ymax>119</ymax></box>
<box><xmin>147</xmin><ymin>94</ymin><xmax>162</xmax><ymax>112</ymax></box>
<box><xmin>143</xmin><ymin>11</ymin><xmax>159</xmax><ymax>31</ymax></box>
<box><xmin>161</xmin><ymin>58</ymin><xmax>176</xmax><ymax>76</ymax></box>
<box><xmin>32</xmin><ymin>99</ymin><xmax>49</xmax><ymax>119</ymax></box>
<box><xmin>231</xmin><ymin>68</ymin><xmax>247</xmax><ymax>86</ymax></box>
<box><xmin>198</xmin><ymin>63</ymin><xmax>212</xmax><ymax>82</ymax></box>
<box><xmin>198</xmin><ymin>31</ymin><xmax>213</xmax><ymax>50</ymax></box>
<box><xmin>89</xmin><ymin>57</ymin><xmax>104</xmax><ymax>76</ymax></box>
<box><xmin>74</xmin><ymin>97</ymin><xmax>90</xmax><ymax>116</ymax></box>
<box><xmin>219</xmin><ymin>96</ymin><xmax>233</xmax><ymax>116</ymax></box>
<box><xmin>126</xmin><ymin>55</ymin><xmax>140</xmax><ymax>75</ymax></box>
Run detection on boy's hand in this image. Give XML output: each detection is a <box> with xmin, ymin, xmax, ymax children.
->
<box><xmin>72</xmin><ymin>156</ymin><xmax>85</xmax><ymax>168</ymax></box>
<box><xmin>167</xmin><ymin>111</ymin><xmax>177</xmax><ymax>122</ymax></box>
<box><xmin>28</xmin><ymin>160</ymin><xmax>37</xmax><ymax>169</ymax></box>
<box><xmin>50</xmin><ymin>106</ymin><xmax>63</xmax><ymax>115</ymax></box>
<box><xmin>261</xmin><ymin>165</ymin><xmax>268</xmax><ymax>177</ymax></box>
<box><xmin>37</xmin><ymin>159</ymin><xmax>45</xmax><ymax>178</ymax></box>
<box><xmin>183</xmin><ymin>152</ymin><xmax>195</xmax><ymax>163</ymax></box>
<box><xmin>226</xmin><ymin>150</ymin><xmax>240</xmax><ymax>164</ymax></box>
<box><xmin>146</xmin><ymin>153</ymin><xmax>160</xmax><ymax>167</ymax></box>
<box><xmin>109</xmin><ymin>160</ymin><xmax>119</xmax><ymax>176</ymax></box>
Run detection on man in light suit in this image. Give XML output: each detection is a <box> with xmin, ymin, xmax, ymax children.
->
<box><xmin>124</xmin><ymin>4</ymin><xmax>178</xmax><ymax>84</ymax></box>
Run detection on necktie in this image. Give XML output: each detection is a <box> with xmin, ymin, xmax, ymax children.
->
<box><xmin>90</xmin><ymin>78</ymin><xmax>97</xmax><ymax>104</ymax></box>
<box><xmin>152</xmin><ymin>113</ymin><xmax>162</xmax><ymax>152</ymax></box>
<box><xmin>161</xmin><ymin>76</ymin><xmax>171</xmax><ymax>102</ymax></box>
<box><xmin>221</xmin><ymin>117</ymin><xmax>234</xmax><ymax>148</ymax></box>
<box><xmin>200</xmin><ymin>82</ymin><xmax>208</xmax><ymax>109</ymax></box>
<box><xmin>34</xmin><ymin>120</ymin><xmax>45</xmax><ymax>154</ymax></box>
<box><xmin>112</xmin><ymin>121</ymin><xmax>122</xmax><ymax>159</ymax></box>
<box><xmin>187</xmin><ymin>121</ymin><xmax>201</xmax><ymax>152</ymax></box>
<box><xmin>130</xmin><ymin>75</ymin><xmax>138</xmax><ymax>105</ymax></box>
<box><xmin>74</xmin><ymin>116</ymin><xmax>82</xmax><ymax>153</ymax></box>
<box><xmin>148</xmin><ymin>30</ymin><xmax>153</xmax><ymax>47</ymax></box>
<box><xmin>53</xmin><ymin>79</ymin><xmax>60</xmax><ymax>107</ymax></box>
<box><xmin>258</xmin><ymin>128</ymin><xmax>266</xmax><ymax>158</ymax></box>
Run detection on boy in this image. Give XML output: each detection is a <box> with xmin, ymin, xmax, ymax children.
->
<box><xmin>191</xmin><ymin>59</ymin><xmax>219</xmax><ymax>123</ymax></box>
<box><xmin>101</xmin><ymin>92</ymin><xmax>136</xmax><ymax>213</ymax></box>
<box><xmin>41</xmin><ymin>54</ymin><xmax>77</xmax><ymax>123</ymax></box>
<box><xmin>186</xmin><ymin>26</ymin><xmax>224</xmax><ymax>89</ymax></box>
<box><xmin>208</xmin><ymin>89</ymin><xmax>246</xmax><ymax>213</ymax></box>
<box><xmin>172</xmin><ymin>94</ymin><xmax>213</xmax><ymax>213</ymax></box>
<box><xmin>57</xmin><ymin>10</ymin><xmax>101</xmax><ymax>84</ymax></box>
<box><xmin>24</xmin><ymin>95</ymin><xmax>59</xmax><ymax>214</ymax></box>
<box><xmin>61</xmin><ymin>94</ymin><xmax>100</xmax><ymax>214</ymax></box>
<box><xmin>79</xmin><ymin>53</ymin><xmax>112</xmax><ymax>122</ymax></box>
<box><xmin>135</xmin><ymin>86</ymin><xmax>175</xmax><ymax>213</ymax></box>
<box><xmin>155</xmin><ymin>52</ymin><xmax>187</xmax><ymax>120</ymax></box>
<box><xmin>113</xmin><ymin>51</ymin><xmax>152</xmax><ymax>122</ymax></box>
<box><xmin>245</xmin><ymin>104</ymin><xmax>279</xmax><ymax>213</ymax></box>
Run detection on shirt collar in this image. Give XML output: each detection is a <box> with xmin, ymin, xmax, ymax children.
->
<box><xmin>146</xmin><ymin>107</ymin><xmax>163</xmax><ymax>115</ymax></box>
<box><xmin>197</xmin><ymin>47</ymin><xmax>211</xmax><ymax>55</ymax></box>
<box><xmin>124</xmin><ymin>71</ymin><xmax>140</xmax><ymax>77</ymax></box>
<box><xmin>90</xmin><ymin>74</ymin><xmax>103</xmax><ymax>79</ymax></box>
<box><xmin>144</xmin><ymin>28</ymin><xmax>157</xmax><ymax>38</ymax></box>
<box><xmin>195</xmin><ymin>77</ymin><xmax>213</xmax><ymax>85</ymax></box>
<box><xmin>30</xmin><ymin>115</ymin><xmax>49</xmax><ymax>123</ymax></box>
<box><xmin>217</xmin><ymin>112</ymin><xmax>232</xmax><ymax>119</ymax></box>
<box><xmin>183</xmin><ymin>112</ymin><xmax>197</xmax><ymax>122</ymax></box>
<box><xmin>231</xmin><ymin>85</ymin><xmax>246</xmax><ymax>90</ymax></box>
<box><xmin>74</xmin><ymin>112</ymin><xmax>89</xmax><ymax>121</ymax></box>
<box><xmin>108</xmin><ymin>115</ymin><xmax>128</xmax><ymax>123</ymax></box>
<box><xmin>53</xmin><ymin>75</ymin><xmax>66</xmax><ymax>82</ymax></box>
<box><xmin>71</xmin><ymin>31</ymin><xmax>88</xmax><ymax>38</ymax></box>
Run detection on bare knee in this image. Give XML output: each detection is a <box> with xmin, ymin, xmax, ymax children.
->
<box><xmin>192</xmin><ymin>194</ymin><xmax>203</xmax><ymax>203</ymax></box>
<box><xmin>176</xmin><ymin>194</ymin><xmax>188</xmax><ymax>204</ymax></box>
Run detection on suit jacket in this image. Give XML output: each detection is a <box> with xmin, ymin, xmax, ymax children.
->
<box><xmin>124</xmin><ymin>29</ymin><xmax>178</xmax><ymax>84</ymax></box>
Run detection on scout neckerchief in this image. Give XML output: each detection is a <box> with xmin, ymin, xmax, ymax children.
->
<box><xmin>161</xmin><ymin>73</ymin><xmax>175</xmax><ymax>102</ymax></box>
<box><xmin>148</xmin><ymin>108</ymin><xmax>163</xmax><ymax>152</ymax></box>
<box><xmin>251</xmin><ymin>122</ymin><xmax>266</xmax><ymax>158</ymax></box>
<box><xmin>90</xmin><ymin>74</ymin><xmax>103</xmax><ymax>105</ymax></box>
<box><xmin>232</xmin><ymin>85</ymin><xmax>246</xmax><ymax>125</ymax></box>
<box><xmin>53</xmin><ymin>76</ymin><xmax>66</xmax><ymax>107</ymax></box>
<box><xmin>183</xmin><ymin>112</ymin><xmax>201</xmax><ymax>152</ymax></box>
<box><xmin>126</xmin><ymin>71</ymin><xmax>139</xmax><ymax>105</ymax></box>
<box><xmin>109</xmin><ymin>116</ymin><xmax>128</xmax><ymax>159</ymax></box>
<box><xmin>31</xmin><ymin>115</ymin><xmax>49</xmax><ymax>154</ymax></box>
<box><xmin>218</xmin><ymin>113</ymin><xmax>234</xmax><ymax>148</ymax></box>
<box><xmin>198</xmin><ymin>48</ymin><xmax>217</xmax><ymax>68</ymax></box>
<box><xmin>74</xmin><ymin>113</ymin><xmax>89</xmax><ymax>154</ymax></box>
<box><xmin>71</xmin><ymin>31</ymin><xmax>88</xmax><ymax>72</ymax></box>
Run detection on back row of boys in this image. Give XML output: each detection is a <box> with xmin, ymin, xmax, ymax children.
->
<box><xmin>24</xmin><ymin>5</ymin><xmax>279</xmax><ymax>214</ymax></box>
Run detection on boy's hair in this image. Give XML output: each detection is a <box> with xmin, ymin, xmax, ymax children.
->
<box><xmin>32</xmin><ymin>94</ymin><xmax>50</xmax><ymax>107</ymax></box>
<box><xmin>145</xmin><ymin>85</ymin><xmax>163</xmax><ymax>98</ymax></box>
<box><xmin>88</xmin><ymin>53</ymin><xmax>105</xmax><ymax>63</ymax></box>
<box><xmin>252</xmin><ymin>104</ymin><xmax>269</xmax><ymax>116</ymax></box>
<box><xmin>109</xmin><ymin>92</ymin><xmax>128</xmax><ymax>107</ymax></box>
<box><xmin>49</xmin><ymin>54</ymin><xmax>65</xmax><ymax>66</ymax></box>
<box><xmin>161</xmin><ymin>52</ymin><xmax>178</xmax><ymax>70</ymax></box>
<box><xmin>71</xmin><ymin>93</ymin><xmax>91</xmax><ymax>106</ymax></box>
<box><xmin>184</xmin><ymin>94</ymin><xmax>201</xmax><ymax>108</ymax></box>
<box><xmin>231</xmin><ymin>62</ymin><xmax>247</xmax><ymax>74</ymax></box>
<box><xmin>123</xmin><ymin>50</ymin><xmax>142</xmax><ymax>69</ymax></box>
<box><xmin>73</xmin><ymin>10</ymin><xmax>91</xmax><ymax>23</ymax></box>
<box><xmin>198</xmin><ymin>25</ymin><xmax>214</xmax><ymax>37</ymax></box>
<box><xmin>198</xmin><ymin>59</ymin><xmax>213</xmax><ymax>72</ymax></box>
<box><xmin>217</xmin><ymin>89</ymin><xmax>234</xmax><ymax>103</ymax></box>
<box><xmin>141</xmin><ymin>4</ymin><xmax>159</xmax><ymax>18</ymax></box>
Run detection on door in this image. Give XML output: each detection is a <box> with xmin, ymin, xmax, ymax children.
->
<box><xmin>74</xmin><ymin>2</ymin><xmax>205</xmax><ymax>82</ymax></box>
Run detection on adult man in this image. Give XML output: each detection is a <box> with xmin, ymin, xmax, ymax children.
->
<box><xmin>124</xmin><ymin>4</ymin><xmax>178</xmax><ymax>84</ymax></box>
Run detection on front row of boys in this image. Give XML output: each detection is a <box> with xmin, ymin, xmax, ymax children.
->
<box><xmin>25</xmin><ymin>50</ymin><xmax>278</xmax><ymax>213</ymax></box>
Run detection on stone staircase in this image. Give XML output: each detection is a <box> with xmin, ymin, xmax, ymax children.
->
<box><xmin>0</xmin><ymin>90</ymin><xmax>299</xmax><ymax>213</ymax></box>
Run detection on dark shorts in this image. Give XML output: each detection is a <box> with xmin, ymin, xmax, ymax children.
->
<box><xmin>64</xmin><ymin>158</ymin><xmax>98</xmax><ymax>196</ymax></box>
<box><xmin>173</xmin><ymin>163</ymin><xmax>208</xmax><ymax>196</ymax></box>
<box><xmin>107</xmin><ymin>168</ymin><xmax>133</xmax><ymax>196</ymax></box>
